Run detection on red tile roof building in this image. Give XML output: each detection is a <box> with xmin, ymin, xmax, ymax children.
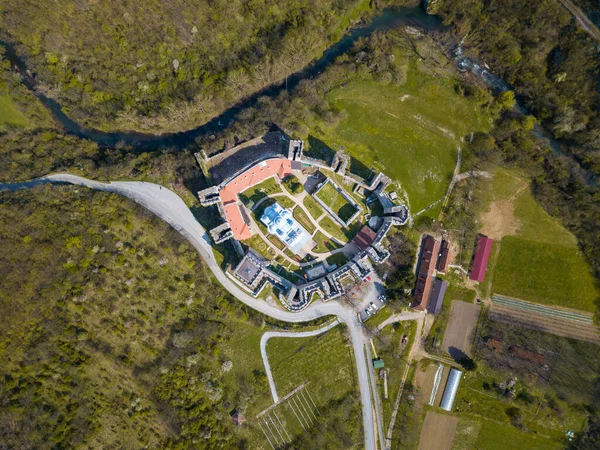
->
<box><xmin>436</xmin><ymin>239</ymin><xmax>450</xmax><ymax>273</ymax></box>
<box><xmin>219</xmin><ymin>158</ymin><xmax>294</xmax><ymax>240</ymax></box>
<box><xmin>470</xmin><ymin>235</ymin><xmax>493</xmax><ymax>282</ymax></box>
<box><xmin>411</xmin><ymin>235</ymin><xmax>440</xmax><ymax>311</ymax></box>
<box><xmin>352</xmin><ymin>226</ymin><xmax>378</xmax><ymax>251</ymax></box>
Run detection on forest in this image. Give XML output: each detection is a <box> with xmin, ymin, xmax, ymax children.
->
<box><xmin>1</xmin><ymin>0</ymin><xmax>600</xmax><ymax>447</ymax></box>
<box><xmin>0</xmin><ymin>0</ymin><xmax>416</xmax><ymax>133</ymax></box>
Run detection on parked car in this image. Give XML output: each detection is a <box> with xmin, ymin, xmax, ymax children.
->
<box><xmin>370</xmin><ymin>301</ymin><xmax>378</xmax><ymax>310</ymax></box>
<box><xmin>365</xmin><ymin>309</ymin><xmax>372</xmax><ymax>317</ymax></box>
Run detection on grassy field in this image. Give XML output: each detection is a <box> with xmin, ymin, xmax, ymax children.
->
<box><xmin>312</xmin><ymin>230</ymin><xmax>342</xmax><ymax>253</ymax></box>
<box><xmin>0</xmin><ymin>93</ymin><xmax>30</xmax><ymax>127</ymax></box>
<box><xmin>303</xmin><ymin>195</ymin><xmax>324</xmax><ymax>220</ymax></box>
<box><xmin>452</xmin><ymin>418</ymin><xmax>562</xmax><ymax>450</ymax></box>
<box><xmin>313</xmin><ymin>67</ymin><xmax>491</xmax><ymax>213</ymax></box>
<box><xmin>478</xmin><ymin>167</ymin><xmax>598</xmax><ymax>311</ymax></box>
<box><xmin>315</xmin><ymin>182</ymin><xmax>357</xmax><ymax>223</ymax></box>
<box><xmin>319</xmin><ymin>215</ymin><xmax>351</xmax><ymax>242</ymax></box>
<box><xmin>493</xmin><ymin>237</ymin><xmax>598</xmax><ymax>311</ymax></box>
<box><xmin>268</xmin><ymin>326</ymin><xmax>356</xmax><ymax>401</ymax></box>
<box><xmin>266</xmin><ymin>326</ymin><xmax>362</xmax><ymax>444</ymax></box>
<box><xmin>242</xmin><ymin>233</ymin><xmax>276</xmax><ymax>260</ymax></box>
<box><xmin>293</xmin><ymin>205</ymin><xmax>316</xmax><ymax>234</ymax></box>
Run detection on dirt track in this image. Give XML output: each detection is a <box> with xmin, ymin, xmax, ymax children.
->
<box><xmin>418</xmin><ymin>412</ymin><xmax>458</xmax><ymax>450</ymax></box>
<box><xmin>442</xmin><ymin>301</ymin><xmax>481</xmax><ymax>356</ymax></box>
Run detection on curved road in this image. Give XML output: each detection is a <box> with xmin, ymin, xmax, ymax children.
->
<box><xmin>0</xmin><ymin>174</ymin><xmax>377</xmax><ymax>450</ymax></box>
<box><xmin>260</xmin><ymin>319</ymin><xmax>340</xmax><ymax>403</ymax></box>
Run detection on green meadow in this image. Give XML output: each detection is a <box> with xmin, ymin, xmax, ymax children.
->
<box><xmin>312</xmin><ymin>65</ymin><xmax>491</xmax><ymax>213</ymax></box>
<box><xmin>480</xmin><ymin>168</ymin><xmax>598</xmax><ymax>311</ymax></box>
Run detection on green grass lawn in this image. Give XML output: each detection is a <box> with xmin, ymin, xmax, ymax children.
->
<box><xmin>0</xmin><ymin>93</ymin><xmax>30</xmax><ymax>127</ymax></box>
<box><xmin>315</xmin><ymin>182</ymin><xmax>357</xmax><ymax>223</ymax></box>
<box><xmin>312</xmin><ymin>230</ymin><xmax>343</xmax><ymax>253</ymax></box>
<box><xmin>238</xmin><ymin>177</ymin><xmax>281</xmax><ymax>206</ymax></box>
<box><xmin>492</xmin><ymin>237</ymin><xmax>597</xmax><ymax>311</ymax></box>
<box><xmin>474</xmin><ymin>421</ymin><xmax>562</xmax><ymax>450</ymax></box>
<box><xmin>303</xmin><ymin>195</ymin><xmax>324</xmax><ymax>220</ymax></box>
<box><xmin>242</xmin><ymin>234</ymin><xmax>276</xmax><ymax>261</ymax></box>
<box><xmin>319</xmin><ymin>216</ymin><xmax>353</xmax><ymax>243</ymax></box>
<box><xmin>315</xmin><ymin>69</ymin><xmax>491</xmax><ymax>213</ymax></box>
<box><xmin>452</xmin><ymin>418</ymin><xmax>563</xmax><ymax>450</ymax></box>
<box><xmin>292</xmin><ymin>206</ymin><xmax>316</xmax><ymax>234</ymax></box>
<box><xmin>268</xmin><ymin>326</ymin><xmax>356</xmax><ymax>400</ymax></box>
<box><xmin>479</xmin><ymin>168</ymin><xmax>598</xmax><ymax>312</ymax></box>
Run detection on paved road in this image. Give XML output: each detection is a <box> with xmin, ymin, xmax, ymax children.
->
<box><xmin>0</xmin><ymin>174</ymin><xmax>377</xmax><ymax>450</ymax></box>
<box><xmin>260</xmin><ymin>319</ymin><xmax>340</xmax><ymax>403</ymax></box>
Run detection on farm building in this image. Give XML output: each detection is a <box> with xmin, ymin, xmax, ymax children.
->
<box><xmin>411</xmin><ymin>235</ymin><xmax>440</xmax><ymax>310</ymax></box>
<box><xmin>440</xmin><ymin>368</ymin><xmax>463</xmax><ymax>412</ymax></box>
<box><xmin>436</xmin><ymin>239</ymin><xmax>450</xmax><ymax>273</ymax></box>
<box><xmin>427</xmin><ymin>278</ymin><xmax>448</xmax><ymax>315</ymax></box>
<box><xmin>470</xmin><ymin>235</ymin><xmax>493</xmax><ymax>282</ymax></box>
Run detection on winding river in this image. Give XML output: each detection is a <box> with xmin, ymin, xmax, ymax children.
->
<box><xmin>1</xmin><ymin>7</ymin><xmax>442</xmax><ymax>149</ymax></box>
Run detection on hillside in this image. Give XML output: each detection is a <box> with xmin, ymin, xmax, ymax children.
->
<box><xmin>0</xmin><ymin>0</ymin><xmax>415</xmax><ymax>133</ymax></box>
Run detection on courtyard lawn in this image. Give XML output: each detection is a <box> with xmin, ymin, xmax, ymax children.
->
<box><xmin>312</xmin><ymin>230</ymin><xmax>343</xmax><ymax>253</ymax></box>
<box><xmin>242</xmin><ymin>234</ymin><xmax>276</xmax><ymax>261</ymax></box>
<box><xmin>478</xmin><ymin>167</ymin><xmax>598</xmax><ymax>312</ymax></box>
<box><xmin>292</xmin><ymin>206</ymin><xmax>316</xmax><ymax>234</ymax></box>
<box><xmin>303</xmin><ymin>195</ymin><xmax>324</xmax><ymax>220</ymax></box>
<box><xmin>315</xmin><ymin>182</ymin><xmax>357</xmax><ymax>223</ymax></box>
<box><xmin>238</xmin><ymin>177</ymin><xmax>281</xmax><ymax>206</ymax></box>
<box><xmin>315</xmin><ymin>70</ymin><xmax>491</xmax><ymax>213</ymax></box>
<box><xmin>319</xmin><ymin>215</ymin><xmax>351</xmax><ymax>242</ymax></box>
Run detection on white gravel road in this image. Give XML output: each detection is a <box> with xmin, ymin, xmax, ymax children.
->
<box><xmin>0</xmin><ymin>174</ymin><xmax>378</xmax><ymax>450</ymax></box>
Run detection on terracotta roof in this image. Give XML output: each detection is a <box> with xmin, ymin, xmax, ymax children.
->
<box><xmin>352</xmin><ymin>226</ymin><xmax>377</xmax><ymax>251</ymax></box>
<box><xmin>436</xmin><ymin>240</ymin><xmax>450</xmax><ymax>273</ymax></box>
<box><xmin>411</xmin><ymin>235</ymin><xmax>440</xmax><ymax>311</ymax></box>
<box><xmin>470</xmin><ymin>236</ymin><xmax>493</xmax><ymax>282</ymax></box>
<box><xmin>219</xmin><ymin>158</ymin><xmax>294</xmax><ymax>240</ymax></box>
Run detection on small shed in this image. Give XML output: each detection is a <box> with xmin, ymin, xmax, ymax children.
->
<box><xmin>373</xmin><ymin>359</ymin><xmax>385</xmax><ymax>369</ymax></box>
<box><xmin>230</xmin><ymin>409</ymin><xmax>246</xmax><ymax>426</ymax></box>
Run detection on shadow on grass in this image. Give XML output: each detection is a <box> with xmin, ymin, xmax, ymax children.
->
<box><xmin>307</xmin><ymin>136</ymin><xmax>335</xmax><ymax>164</ymax></box>
<box><xmin>349</xmin><ymin>156</ymin><xmax>373</xmax><ymax>180</ymax></box>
